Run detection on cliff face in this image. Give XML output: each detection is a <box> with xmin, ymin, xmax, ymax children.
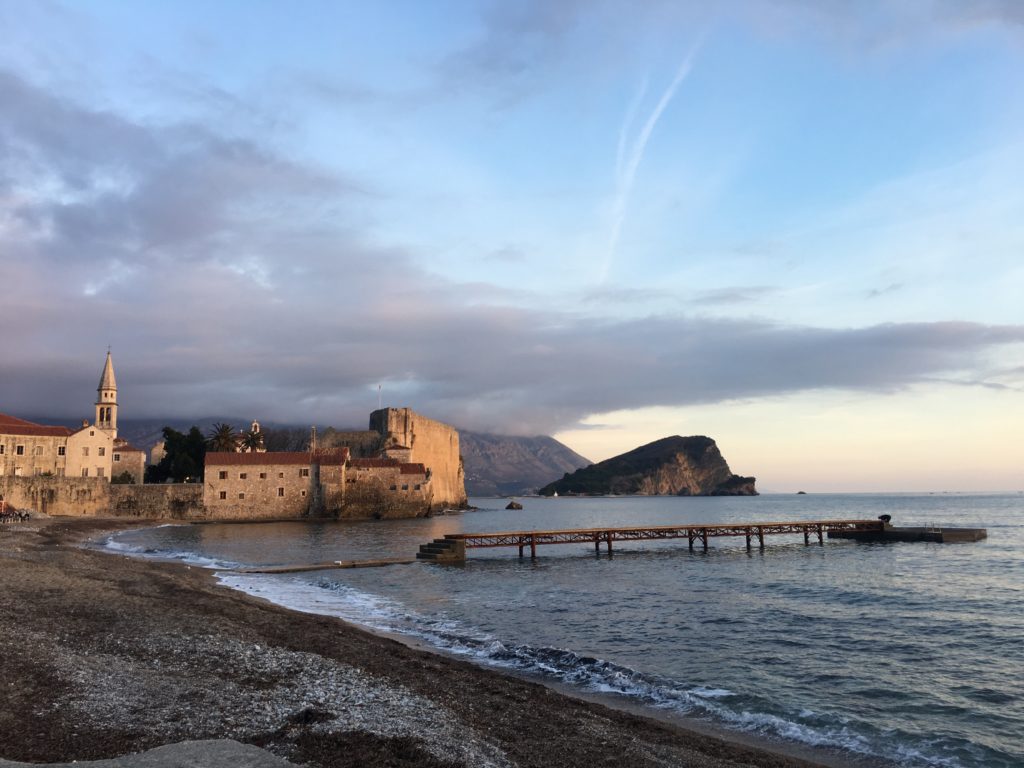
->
<box><xmin>538</xmin><ymin>436</ymin><xmax>757</xmax><ymax>497</ymax></box>
<box><xmin>460</xmin><ymin>432</ymin><xmax>591</xmax><ymax>496</ymax></box>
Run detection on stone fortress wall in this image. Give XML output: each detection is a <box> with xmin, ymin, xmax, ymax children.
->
<box><xmin>0</xmin><ymin>476</ymin><xmax>203</xmax><ymax>519</ymax></box>
<box><xmin>341</xmin><ymin>458</ymin><xmax>431</xmax><ymax>519</ymax></box>
<box><xmin>203</xmin><ymin>451</ymin><xmax>348</xmax><ymax>521</ymax></box>
<box><xmin>368</xmin><ymin>408</ymin><xmax>467</xmax><ymax>510</ymax></box>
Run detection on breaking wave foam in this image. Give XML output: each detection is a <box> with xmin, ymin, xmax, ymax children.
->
<box><xmin>215</xmin><ymin>572</ymin><xmax>971</xmax><ymax>768</ymax></box>
<box><xmin>101</xmin><ymin>530</ymin><xmax>241</xmax><ymax>571</ymax></box>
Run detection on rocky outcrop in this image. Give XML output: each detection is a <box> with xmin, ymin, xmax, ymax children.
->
<box><xmin>538</xmin><ymin>436</ymin><xmax>757</xmax><ymax>497</ymax></box>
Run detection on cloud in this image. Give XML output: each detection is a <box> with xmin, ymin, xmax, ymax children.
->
<box><xmin>692</xmin><ymin>286</ymin><xmax>779</xmax><ymax>305</ymax></box>
<box><xmin>483</xmin><ymin>245</ymin><xmax>528</xmax><ymax>263</ymax></box>
<box><xmin>866</xmin><ymin>282</ymin><xmax>904</xmax><ymax>299</ymax></box>
<box><xmin>2</xmin><ymin>68</ymin><xmax>1021</xmax><ymax>438</ymax></box>
<box><xmin>440</xmin><ymin>0</ymin><xmax>587</xmax><ymax>86</ymax></box>
<box><xmin>602</xmin><ymin>39</ymin><xmax>702</xmax><ymax>282</ymax></box>
<box><xmin>0</xmin><ymin>69</ymin><xmax>360</xmax><ymax>272</ymax></box>
<box><xmin>582</xmin><ymin>286</ymin><xmax>674</xmax><ymax>305</ymax></box>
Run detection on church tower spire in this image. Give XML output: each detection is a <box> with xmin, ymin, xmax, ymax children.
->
<box><xmin>95</xmin><ymin>350</ymin><xmax>118</xmax><ymax>437</ymax></box>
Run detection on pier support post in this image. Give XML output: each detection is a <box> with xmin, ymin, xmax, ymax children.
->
<box><xmin>518</xmin><ymin>542</ymin><xmax>524</xmax><ymax>558</ymax></box>
<box><xmin>688</xmin><ymin>531</ymin><xmax>694</xmax><ymax>551</ymax></box>
<box><xmin>606</xmin><ymin>532</ymin><xmax>613</xmax><ymax>555</ymax></box>
<box><xmin>817</xmin><ymin>526</ymin><xmax>824</xmax><ymax>545</ymax></box>
<box><xmin>702</xmin><ymin>529</ymin><xmax>708</xmax><ymax>552</ymax></box>
<box><xmin>595</xmin><ymin>538</ymin><xmax>600</xmax><ymax>554</ymax></box>
<box><xmin>530</xmin><ymin>535</ymin><xmax>537</xmax><ymax>560</ymax></box>
<box><xmin>745</xmin><ymin>531</ymin><xmax>751</xmax><ymax>550</ymax></box>
<box><xmin>804</xmin><ymin>529</ymin><xmax>810</xmax><ymax>545</ymax></box>
<box><xmin>758</xmin><ymin>528</ymin><xmax>765</xmax><ymax>549</ymax></box>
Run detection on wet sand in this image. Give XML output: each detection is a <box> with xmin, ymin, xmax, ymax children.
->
<box><xmin>1</xmin><ymin>518</ymin><xmax>854</xmax><ymax>768</ymax></box>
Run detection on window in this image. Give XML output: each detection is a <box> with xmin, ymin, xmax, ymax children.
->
<box><xmin>96</xmin><ymin>467</ymin><xmax>105</xmax><ymax>478</ymax></box>
<box><xmin>219</xmin><ymin>491</ymin><xmax>227</xmax><ymax>500</ymax></box>
<box><xmin>98</xmin><ymin>447</ymin><xmax>105</xmax><ymax>457</ymax></box>
<box><xmin>239</xmin><ymin>472</ymin><xmax>247</xmax><ymax>480</ymax></box>
<box><xmin>301</xmin><ymin>490</ymin><xmax>307</xmax><ymax>497</ymax></box>
<box><xmin>389</xmin><ymin>485</ymin><xmax>397</xmax><ymax>491</ymax></box>
<box><xmin>300</xmin><ymin>468</ymin><xmax>310</xmax><ymax>477</ymax></box>
<box><xmin>33</xmin><ymin>446</ymin><xmax>43</xmax><ymax>456</ymax></box>
<box><xmin>259</xmin><ymin>472</ymin><xmax>266</xmax><ymax>479</ymax></box>
<box><xmin>277</xmin><ymin>487</ymin><xmax>285</xmax><ymax>497</ymax></box>
<box><xmin>401</xmin><ymin>484</ymin><xmax>409</xmax><ymax>491</ymax></box>
<box><xmin>278</xmin><ymin>472</ymin><xmax>284</xmax><ymax>478</ymax></box>
<box><xmin>218</xmin><ymin>470</ymin><xmax>227</xmax><ymax>480</ymax></box>
<box><xmin>81</xmin><ymin>468</ymin><xmax>88</xmax><ymax>477</ymax></box>
<box><xmin>89</xmin><ymin>431</ymin><xmax>94</xmax><ymax>436</ymax></box>
<box><xmin>238</xmin><ymin>492</ymin><xmax>245</xmax><ymax>500</ymax></box>
<box><xmin>14</xmin><ymin>467</ymin><xmax>22</xmax><ymax>476</ymax></box>
<box><xmin>114</xmin><ymin>454</ymin><xmax>120</xmax><ymax>462</ymax></box>
<box><xmin>0</xmin><ymin>444</ymin><xmax>4</xmax><ymax>454</ymax></box>
<box><xmin>57</xmin><ymin>446</ymin><xmax>65</xmax><ymax>456</ymax></box>
<box><xmin>414</xmin><ymin>484</ymin><xmax>421</xmax><ymax>490</ymax></box>
<box><xmin>16</xmin><ymin>445</ymin><xmax>24</xmax><ymax>456</ymax></box>
<box><xmin>82</xmin><ymin>447</ymin><xmax>89</xmax><ymax>457</ymax></box>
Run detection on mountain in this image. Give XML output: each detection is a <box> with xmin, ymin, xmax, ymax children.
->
<box><xmin>538</xmin><ymin>436</ymin><xmax>757</xmax><ymax>497</ymax></box>
<box><xmin>458</xmin><ymin>431</ymin><xmax>592</xmax><ymax>496</ymax></box>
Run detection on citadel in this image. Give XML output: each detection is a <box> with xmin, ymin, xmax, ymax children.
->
<box><xmin>1</xmin><ymin>353</ymin><xmax>467</xmax><ymax>520</ymax></box>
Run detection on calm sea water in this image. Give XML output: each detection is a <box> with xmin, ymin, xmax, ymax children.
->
<box><xmin>105</xmin><ymin>494</ymin><xmax>1024</xmax><ymax>767</ymax></box>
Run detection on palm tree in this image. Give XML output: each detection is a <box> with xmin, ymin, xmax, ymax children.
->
<box><xmin>239</xmin><ymin>428</ymin><xmax>265</xmax><ymax>453</ymax></box>
<box><xmin>207</xmin><ymin>422</ymin><xmax>239</xmax><ymax>453</ymax></box>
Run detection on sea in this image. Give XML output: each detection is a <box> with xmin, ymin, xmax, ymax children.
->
<box><xmin>102</xmin><ymin>494</ymin><xmax>1024</xmax><ymax>768</ymax></box>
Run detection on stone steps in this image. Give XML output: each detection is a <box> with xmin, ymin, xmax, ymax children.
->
<box><xmin>416</xmin><ymin>536</ymin><xmax>465</xmax><ymax>563</ymax></box>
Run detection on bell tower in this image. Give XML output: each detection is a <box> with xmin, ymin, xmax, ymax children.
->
<box><xmin>95</xmin><ymin>350</ymin><xmax>118</xmax><ymax>437</ymax></box>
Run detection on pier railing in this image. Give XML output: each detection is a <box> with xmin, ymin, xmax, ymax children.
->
<box><xmin>417</xmin><ymin>519</ymin><xmax>885</xmax><ymax>562</ymax></box>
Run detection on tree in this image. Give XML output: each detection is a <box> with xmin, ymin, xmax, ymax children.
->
<box><xmin>207</xmin><ymin>422</ymin><xmax>239</xmax><ymax>453</ymax></box>
<box><xmin>145</xmin><ymin>426</ymin><xmax>208</xmax><ymax>483</ymax></box>
<box><xmin>239</xmin><ymin>427</ymin><xmax>265</xmax><ymax>453</ymax></box>
<box><xmin>111</xmin><ymin>471</ymin><xmax>135</xmax><ymax>484</ymax></box>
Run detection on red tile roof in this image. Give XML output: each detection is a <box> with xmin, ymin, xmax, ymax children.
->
<box><xmin>346</xmin><ymin>458</ymin><xmax>426</xmax><ymax>475</ymax></box>
<box><xmin>205</xmin><ymin>449</ymin><xmax>349</xmax><ymax>467</ymax></box>
<box><xmin>0</xmin><ymin>413</ymin><xmax>73</xmax><ymax>438</ymax></box>
<box><xmin>0</xmin><ymin>413</ymin><xmax>38</xmax><ymax>428</ymax></box>
<box><xmin>113</xmin><ymin>442</ymin><xmax>145</xmax><ymax>454</ymax></box>
<box><xmin>348</xmin><ymin>457</ymin><xmax>401</xmax><ymax>469</ymax></box>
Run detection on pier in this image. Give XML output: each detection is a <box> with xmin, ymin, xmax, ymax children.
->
<box><xmin>416</xmin><ymin>518</ymin><xmax>987</xmax><ymax>563</ymax></box>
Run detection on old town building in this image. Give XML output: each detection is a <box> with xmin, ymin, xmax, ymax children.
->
<box><xmin>0</xmin><ymin>352</ymin><xmax>146</xmax><ymax>484</ymax></box>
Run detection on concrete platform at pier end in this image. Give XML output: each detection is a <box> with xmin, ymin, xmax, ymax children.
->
<box><xmin>828</xmin><ymin>526</ymin><xmax>987</xmax><ymax>543</ymax></box>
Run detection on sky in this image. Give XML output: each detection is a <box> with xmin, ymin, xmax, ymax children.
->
<box><xmin>1</xmin><ymin>0</ymin><xmax>1022</xmax><ymax>491</ymax></box>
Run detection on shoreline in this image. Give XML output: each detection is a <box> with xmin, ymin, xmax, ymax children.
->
<box><xmin>2</xmin><ymin>517</ymin><xmax>875</xmax><ymax>768</ymax></box>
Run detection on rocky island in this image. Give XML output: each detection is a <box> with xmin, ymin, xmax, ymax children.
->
<box><xmin>538</xmin><ymin>436</ymin><xmax>757</xmax><ymax>497</ymax></box>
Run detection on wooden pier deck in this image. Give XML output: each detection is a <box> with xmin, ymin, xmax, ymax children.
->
<box><xmin>417</xmin><ymin>518</ymin><xmax>890</xmax><ymax>562</ymax></box>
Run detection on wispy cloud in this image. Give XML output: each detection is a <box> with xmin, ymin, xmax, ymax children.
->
<box><xmin>601</xmin><ymin>36</ymin><xmax>704</xmax><ymax>283</ymax></box>
<box><xmin>581</xmin><ymin>286</ymin><xmax>673</xmax><ymax>305</ymax></box>
<box><xmin>692</xmin><ymin>286</ymin><xmax>779</xmax><ymax>306</ymax></box>
<box><xmin>866</xmin><ymin>282</ymin><xmax>905</xmax><ymax>299</ymax></box>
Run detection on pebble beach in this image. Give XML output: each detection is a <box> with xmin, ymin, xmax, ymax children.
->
<box><xmin>0</xmin><ymin>518</ymin><xmax>841</xmax><ymax>768</ymax></box>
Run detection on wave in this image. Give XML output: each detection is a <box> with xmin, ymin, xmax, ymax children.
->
<box><xmin>100</xmin><ymin>532</ymin><xmax>242</xmax><ymax>571</ymax></box>
<box><xmin>215</xmin><ymin>571</ymin><xmax>977</xmax><ymax>768</ymax></box>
